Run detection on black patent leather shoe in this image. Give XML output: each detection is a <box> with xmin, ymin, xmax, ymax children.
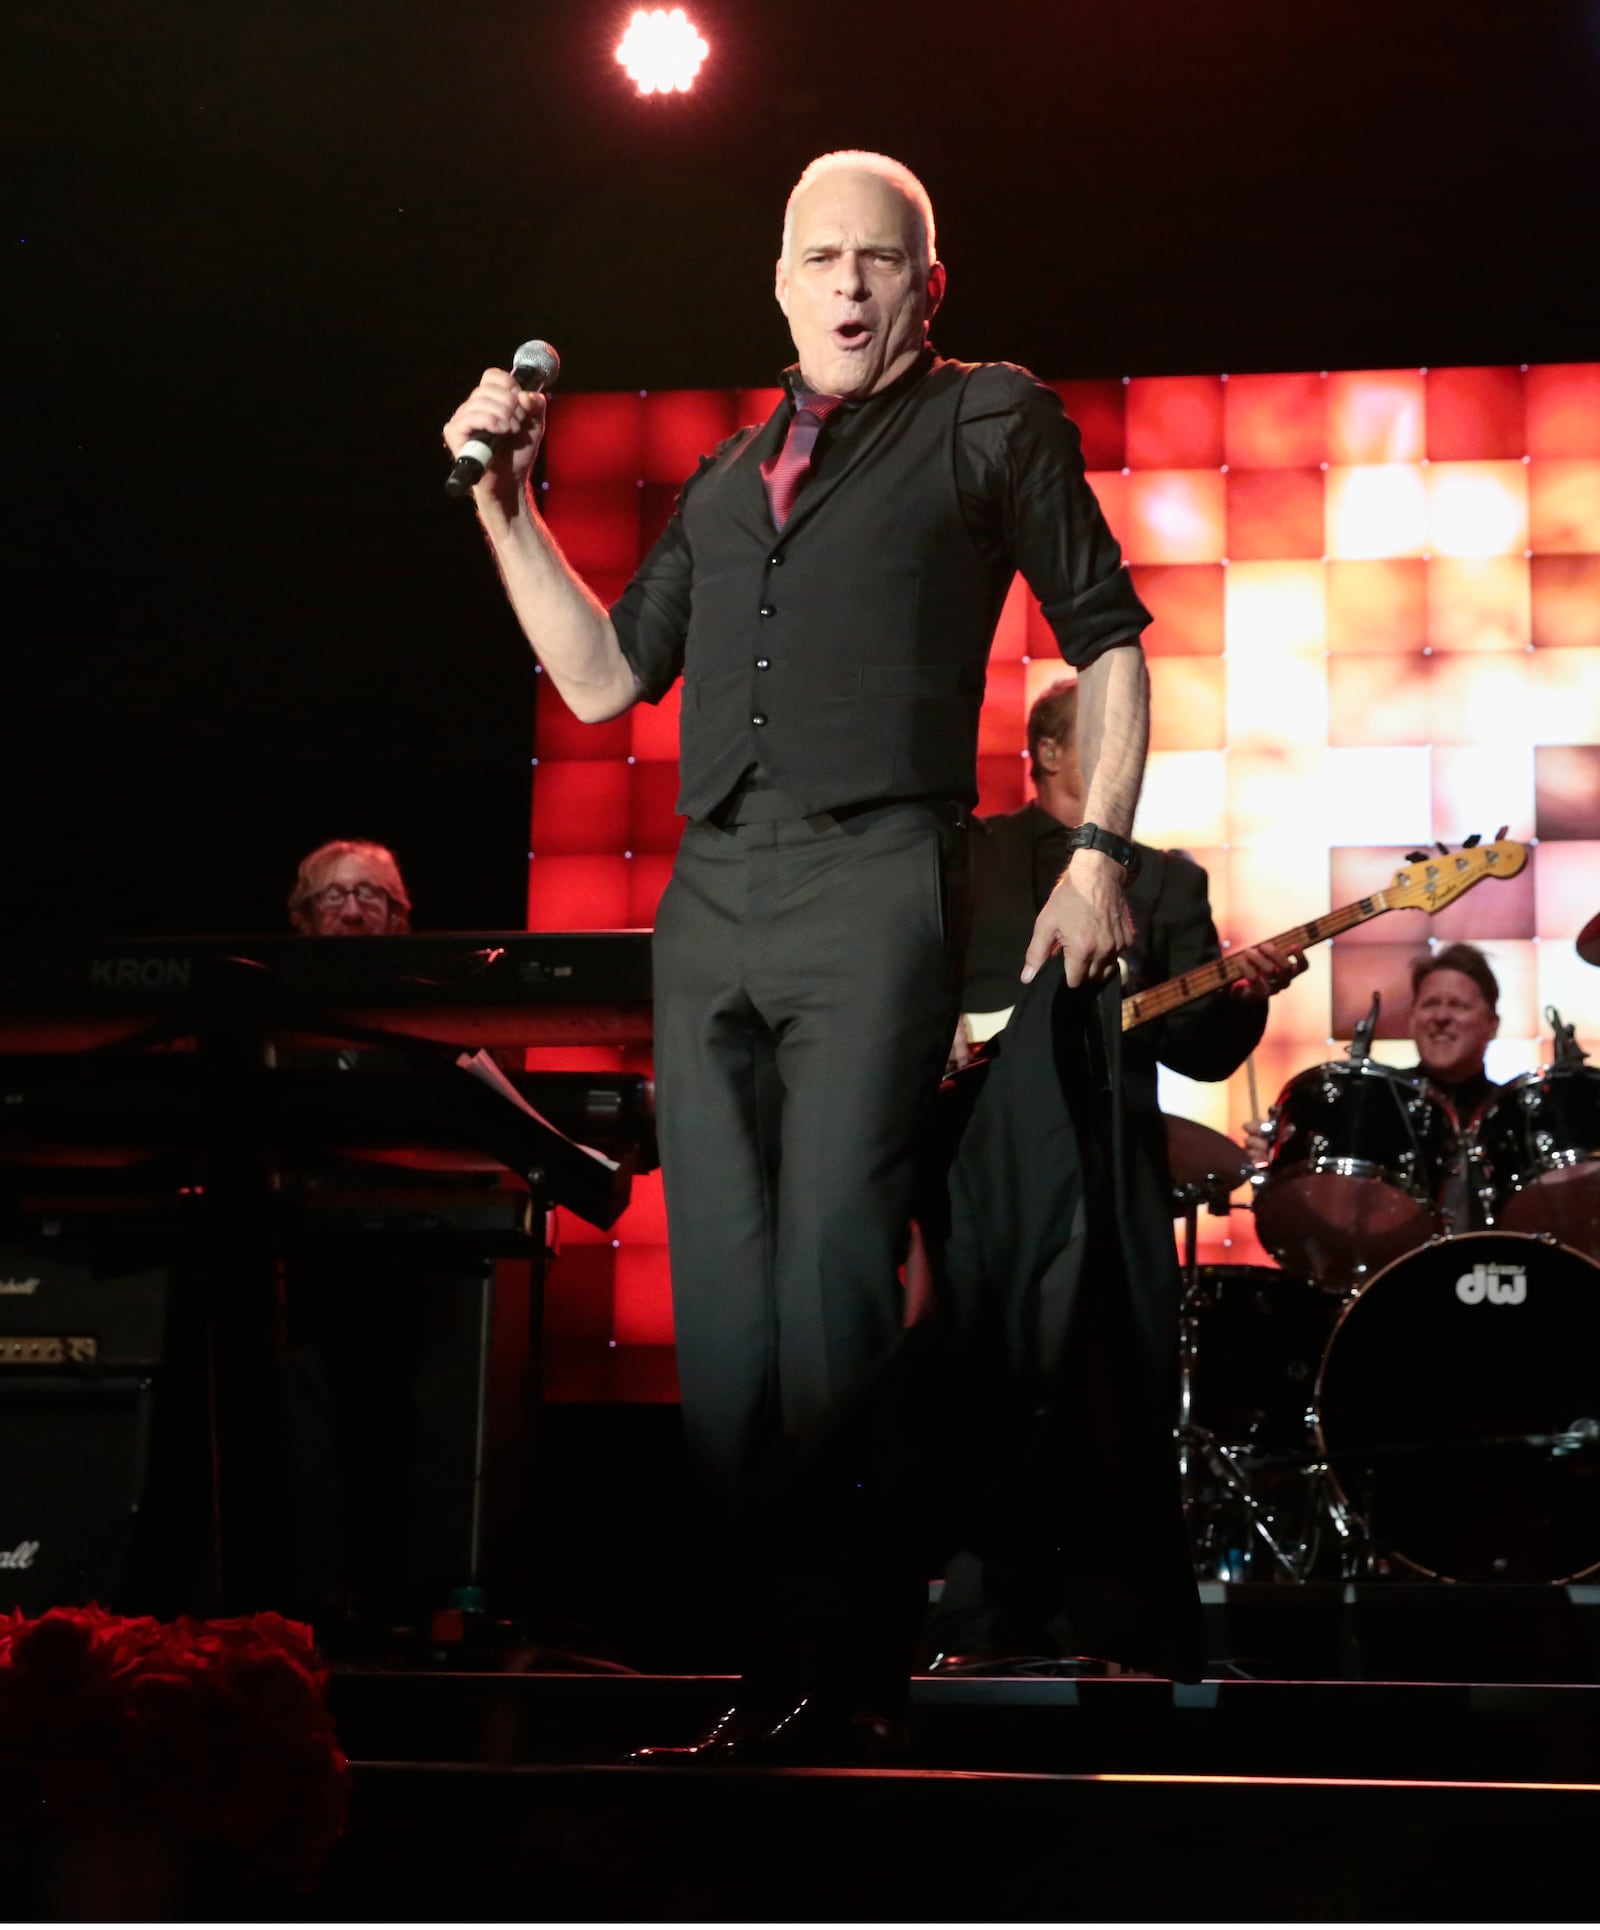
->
<box><xmin>624</xmin><ymin>1696</ymin><xmax>911</xmax><ymax>1767</ymax></box>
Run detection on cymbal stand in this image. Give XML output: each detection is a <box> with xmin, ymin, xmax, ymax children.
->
<box><xmin>1175</xmin><ymin>1183</ymin><xmax>1310</xmax><ymax>1582</ymax></box>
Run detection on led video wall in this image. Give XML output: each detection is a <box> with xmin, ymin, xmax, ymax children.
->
<box><xmin>528</xmin><ymin>363</ymin><xmax>1600</xmax><ymax>1389</ymax></box>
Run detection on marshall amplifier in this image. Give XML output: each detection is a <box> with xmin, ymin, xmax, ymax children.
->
<box><xmin>0</xmin><ymin>1236</ymin><xmax>168</xmax><ymax>1367</ymax></box>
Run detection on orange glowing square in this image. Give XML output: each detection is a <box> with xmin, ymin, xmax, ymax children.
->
<box><xmin>626</xmin><ymin>853</ymin><xmax>675</xmax><ymax>926</ymax></box>
<box><xmin>527</xmin><ymin>856</ymin><xmax>630</xmax><ymax>930</ymax></box>
<box><xmin>1225</xmin><ymin>469</ymin><xmax>1325</xmax><ymax>560</ymax></box>
<box><xmin>1226</xmin><ymin>653</ymin><xmax>1328</xmax><ymax>749</ymax></box>
<box><xmin>976</xmin><ymin>755</ymin><xmax>1027</xmax><ymax>818</ymax></box>
<box><xmin>628</xmin><ymin>761</ymin><xmax>684</xmax><ymax>851</ymax></box>
<box><xmin>1325</xmin><ymin>748</ymin><xmax>1433</xmax><ymax>845</ymax></box>
<box><xmin>1532</xmin><ymin>556</ymin><xmax>1600</xmax><ymax>650</ymax></box>
<box><xmin>1120</xmin><ymin>471</ymin><xmax>1227</xmax><ymax>564</ymax></box>
<box><xmin>1129</xmin><ymin>564</ymin><xmax>1224</xmax><ymax>657</ymax></box>
<box><xmin>1325</xmin><ymin>465</ymin><xmax>1428</xmax><ymax>559</ymax></box>
<box><xmin>1423</xmin><ymin>461</ymin><xmax>1529</xmax><ymax>557</ymax></box>
<box><xmin>1536</xmin><ymin>746</ymin><xmax>1600</xmax><ymax>839</ymax></box>
<box><xmin>1326</xmin><ymin>650</ymin><xmax>1428</xmax><ymax>748</ymax></box>
<box><xmin>1331</xmin><ymin>943</ymin><xmax>1424</xmax><ymax>1040</ymax></box>
<box><xmin>1330</xmin><ymin>848</ymin><xmax>1429</xmax><ymax>948</ymax></box>
<box><xmin>641</xmin><ymin>389</ymin><xmax>739</xmax><ymax>483</ymax></box>
<box><xmin>1227</xmin><ymin>841</ymin><xmax>1331</xmax><ymax>949</ymax></box>
<box><xmin>990</xmin><ymin>574</ymin><xmax>1029</xmax><ymax>662</ymax></box>
<box><xmin>535</xmin><ymin>684</ymin><xmax>632</xmax><ymax>761</ymax></box>
<box><xmin>1327</xmin><ymin>370</ymin><xmax>1426</xmax><ymax>464</ymax></box>
<box><xmin>1470</xmin><ymin>940</ymin><xmax>1540</xmax><ymax>1038</ymax></box>
<box><xmin>613</xmin><ymin>1245</ymin><xmax>675</xmax><ymax>1346</ymax></box>
<box><xmin>1529</xmin><ymin>650</ymin><xmax>1600</xmax><ymax>746</ymax></box>
<box><xmin>1431</xmin><ymin>745</ymin><xmax>1536</xmax><ymax>845</ymax></box>
<box><xmin>1225</xmin><ymin>749</ymin><xmax>1326</xmax><ymax>848</ymax></box>
<box><xmin>542</xmin><ymin>485</ymin><xmax>644</xmax><ymax>576</ymax></box>
<box><xmin>1223</xmin><ymin>372</ymin><xmax>1327</xmax><ymax>470</ymax></box>
<box><xmin>1529</xmin><ymin>460</ymin><xmax>1600</xmax><ymax>552</ymax></box>
<box><xmin>1052</xmin><ymin>379</ymin><xmax>1126</xmax><ymax>469</ymax></box>
<box><xmin>977</xmin><ymin>660</ymin><xmax>1027</xmax><ymax>754</ymax></box>
<box><xmin>1427</xmin><ymin>651</ymin><xmax>1533</xmax><ymax>745</ymax></box>
<box><xmin>1024</xmin><ymin>658</ymin><xmax>1077</xmax><ymax>715</ymax></box>
<box><xmin>1125</xmin><ymin>376</ymin><xmax>1224</xmax><ymax>470</ymax></box>
<box><xmin>1526</xmin><ymin>364</ymin><xmax>1600</xmax><ymax>458</ymax></box>
<box><xmin>543</xmin><ymin>393</ymin><xmax>645</xmax><ymax>484</ymax></box>
<box><xmin>531</xmin><ymin>761</ymin><xmax>629</xmax><ymax>855</ymax></box>
<box><xmin>1149</xmin><ymin>657</ymin><xmax>1226</xmax><ymax>752</ymax></box>
<box><xmin>1426</xmin><ymin>558</ymin><xmax>1531</xmax><ymax>652</ymax></box>
<box><xmin>1224</xmin><ymin>561</ymin><xmax>1327</xmax><ymax>656</ymax></box>
<box><xmin>1085</xmin><ymin>471</ymin><xmax>1130</xmax><ymax>545</ymax></box>
<box><xmin>1133</xmin><ymin>750</ymin><xmax>1228</xmax><ymax>848</ymax></box>
<box><xmin>630</xmin><ymin>682</ymin><xmax>683</xmax><ymax>760</ymax></box>
<box><xmin>1536</xmin><ymin>842</ymin><xmax>1600</xmax><ymax>939</ymax></box>
<box><xmin>1425</xmin><ymin>366</ymin><xmax>1527</xmax><ymax>460</ymax></box>
<box><xmin>1326</xmin><ymin>559</ymin><xmax>1427</xmax><ymax>653</ymax></box>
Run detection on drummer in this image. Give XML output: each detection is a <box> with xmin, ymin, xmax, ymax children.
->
<box><xmin>1246</xmin><ymin>940</ymin><xmax>1503</xmax><ymax>1226</ymax></box>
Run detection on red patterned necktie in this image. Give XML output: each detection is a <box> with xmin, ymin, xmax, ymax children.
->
<box><xmin>760</xmin><ymin>391</ymin><xmax>845</xmax><ymax>531</ymax></box>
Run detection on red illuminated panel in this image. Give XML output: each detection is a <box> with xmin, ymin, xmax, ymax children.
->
<box><xmin>1426</xmin><ymin>558</ymin><xmax>1531</xmax><ymax>653</ymax></box>
<box><xmin>614</xmin><ymin>1169</ymin><xmax>669</xmax><ymax>1243</ymax></box>
<box><xmin>1532</xmin><ymin>556</ymin><xmax>1600</xmax><ymax>650</ymax></box>
<box><xmin>736</xmin><ymin>387</ymin><xmax>785</xmax><ymax>426</ymax></box>
<box><xmin>1329</xmin><ymin>848</ymin><xmax>1429</xmax><ymax>948</ymax></box>
<box><xmin>1024</xmin><ymin>658</ymin><xmax>1079</xmax><ymax>716</ymax></box>
<box><xmin>1424</xmin><ymin>461</ymin><xmax>1529</xmax><ymax>557</ymax></box>
<box><xmin>1325</xmin><ymin>559</ymin><xmax>1427</xmax><ymax>654</ymax></box>
<box><xmin>1425</xmin><ymin>367</ymin><xmax>1526</xmax><ymax>460</ymax></box>
<box><xmin>542</xmin><ymin>485</ymin><xmax>645</xmax><ymax>576</ymax></box>
<box><xmin>1325</xmin><ymin>466</ymin><xmax>1427</xmax><ymax>559</ymax></box>
<box><xmin>1536</xmin><ymin>746</ymin><xmax>1600</xmax><ymax>839</ymax></box>
<box><xmin>1149</xmin><ymin>657</ymin><xmax>1226</xmax><ymax>752</ymax></box>
<box><xmin>1427</xmin><ymin>652</ymin><xmax>1533</xmax><ymax>745</ymax></box>
<box><xmin>1084</xmin><ymin>471</ymin><xmax>1129</xmax><ymax>543</ymax></box>
<box><xmin>627</xmin><ymin>760</ymin><xmax>685</xmax><ymax>851</ymax></box>
<box><xmin>531</xmin><ymin>760</ymin><xmax>630</xmax><ymax>855</ymax></box>
<box><xmin>1223</xmin><ymin>372</ymin><xmax>1327</xmax><ymax>470</ymax></box>
<box><xmin>526</xmin><ymin>856</ymin><xmax>630</xmax><ymax>930</ymax></box>
<box><xmin>543</xmin><ymin>392</ymin><xmax>645</xmax><ymax>484</ymax></box>
<box><xmin>989</xmin><ymin>574</ymin><xmax>1029</xmax><ymax>662</ymax></box>
<box><xmin>977</xmin><ymin>660</ymin><xmax>1026</xmax><ymax>754</ymax></box>
<box><xmin>1528</xmin><ymin>461</ymin><xmax>1600</xmax><ymax>553</ymax></box>
<box><xmin>1326</xmin><ymin>370</ymin><xmax>1426</xmax><ymax>464</ymax></box>
<box><xmin>1129</xmin><ymin>564</ymin><xmax>1224</xmax><ymax>657</ymax></box>
<box><xmin>1431</xmin><ymin>744</ymin><xmax>1536</xmax><ymax>845</ymax></box>
<box><xmin>631</xmin><ymin>682</ymin><xmax>683</xmax><ymax>761</ymax></box>
<box><xmin>1121</xmin><ymin>472</ymin><xmax>1227</xmax><ymax>564</ymax></box>
<box><xmin>543</xmin><ymin>1246</ymin><xmax>615</xmax><ymax>1339</ymax></box>
<box><xmin>525</xmin><ymin>1048</ymin><xmax>627</xmax><ymax>1078</ymax></box>
<box><xmin>1335</xmin><ymin>649</ymin><xmax>1433</xmax><ymax>751</ymax></box>
<box><xmin>626</xmin><ymin>853</ymin><xmax>675</xmax><ymax>926</ymax></box>
<box><xmin>1525</xmin><ymin>364</ymin><xmax>1600</xmax><ymax>458</ymax></box>
<box><xmin>1331</xmin><ymin>943</ymin><xmax>1428</xmax><ymax>1039</ymax></box>
<box><xmin>642</xmin><ymin>389</ymin><xmax>740</xmax><ymax>482</ymax></box>
<box><xmin>1536</xmin><ymin>841</ymin><xmax>1600</xmax><ymax>938</ymax></box>
<box><xmin>1225</xmin><ymin>469</ymin><xmax>1325</xmax><ymax>560</ymax></box>
<box><xmin>613</xmin><ymin>1245</ymin><xmax>675</xmax><ymax>1345</ymax></box>
<box><xmin>535</xmin><ymin>683</ymin><xmax>632</xmax><ymax>760</ymax></box>
<box><xmin>976</xmin><ymin>754</ymin><xmax>1027</xmax><ymax>817</ymax></box>
<box><xmin>1052</xmin><ymin>379</ymin><xmax>1126</xmax><ymax>469</ymax></box>
<box><xmin>1126</xmin><ymin>376</ymin><xmax>1224</xmax><ymax>470</ymax></box>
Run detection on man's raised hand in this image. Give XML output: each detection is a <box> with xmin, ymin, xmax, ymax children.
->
<box><xmin>442</xmin><ymin>369</ymin><xmax>549</xmax><ymax>508</ymax></box>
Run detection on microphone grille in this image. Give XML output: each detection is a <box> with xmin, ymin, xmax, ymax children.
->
<box><xmin>511</xmin><ymin>339</ymin><xmax>561</xmax><ymax>392</ymax></box>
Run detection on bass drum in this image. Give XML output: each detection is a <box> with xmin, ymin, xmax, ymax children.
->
<box><xmin>1477</xmin><ymin>1063</ymin><xmax>1600</xmax><ymax>1259</ymax></box>
<box><xmin>1254</xmin><ymin>1061</ymin><xmax>1454</xmax><ymax>1290</ymax></box>
<box><xmin>1314</xmin><ymin>1232</ymin><xmax>1600</xmax><ymax>1582</ymax></box>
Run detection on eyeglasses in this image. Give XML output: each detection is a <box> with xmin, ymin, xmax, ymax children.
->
<box><xmin>308</xmin><ymin>882</ymin><xmax>393</xmax><ymax>909</ymax></box>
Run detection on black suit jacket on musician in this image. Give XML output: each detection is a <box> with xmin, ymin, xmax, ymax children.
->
<box><xmin>962</xmin><ymin>801</ymin><xmax>1268</xmax><ymax>1187</ymax></box>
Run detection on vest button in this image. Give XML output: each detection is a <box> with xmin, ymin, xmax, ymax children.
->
<box><xmin>755</xmin><ymin>658</ymin><xmax>770</xmax><ymax>671</ymax></box>
<box><xmin>758</xmin><ymin>604</ymin><xmax>776</xmax><ymax>618</ymax></box>
<box><xmin>751</xmin><ymin>712</ymin><xmax>769</xmax><ymax>727</ymax></box>
<box><xmin>767</xmin><ymin>554</ymin><xmax>783</xmax><ymax>566</ymax></box>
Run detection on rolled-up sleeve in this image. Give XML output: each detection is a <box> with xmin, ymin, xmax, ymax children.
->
<box><xmin>608</xmin><ymin>457</ymin><xmax>712</xmax><ymax>704</ymax></box>
<box><xmin>959</xmin><ymin>365</ymin><xmax>1150</xmax><ymax>669</ymax></box>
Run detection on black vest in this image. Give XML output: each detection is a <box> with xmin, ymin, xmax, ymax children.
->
<box><xmin>674</xmin><ymin>359</ymin><xmax>1012</xmax><ymax>821</ymax></box>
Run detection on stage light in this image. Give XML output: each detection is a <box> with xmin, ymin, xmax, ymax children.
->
<box><xmin>616</xmin><ymin>8</ymin><xmax>709</xmax><ymax>94</ymax></box>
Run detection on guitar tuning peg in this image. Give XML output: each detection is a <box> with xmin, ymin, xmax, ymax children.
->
<box><xmin>1462</xmin><ymin>832</ymin><xmax>1482</xmax><ymax>848</ymax></box>
<box><xmin>1435</xmin><ymin>841</ymin><xmax>1451</xmax><ymax>857</ymax></box>
<box><xmin>1405</xmin><ymin>850</ymin><xmax>1430</xmax><ymax>864</ymax></box>
<box><xmin>1494</xmin><ymin>824</ymin><xmax>1509</xmax><ymax>841</ymax></box>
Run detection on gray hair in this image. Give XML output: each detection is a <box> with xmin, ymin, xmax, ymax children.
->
<box><xmin>780</xmin><ymin>150</ymin><xmax>937</xmax><ymax>272</ymax></box>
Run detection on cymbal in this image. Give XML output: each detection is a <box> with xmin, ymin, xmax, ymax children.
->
<box><xmin>1579</xmin><ymin>910</ymin><xmax>1600</xmax><ymax>968</ymax></box>
<box><xmin>1164</xmin><ymin>1110</ymin><xmax>1253</xmax><ymax>1193</ymax></box>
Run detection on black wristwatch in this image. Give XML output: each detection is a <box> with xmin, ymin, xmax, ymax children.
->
<box><xmin>1067</xmin><ymin>821</ymin><xmax>1140</xmax><ymax>882</ymax></box>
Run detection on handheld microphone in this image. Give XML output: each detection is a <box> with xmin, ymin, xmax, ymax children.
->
<box><xmin>445</xmin><ymin>339</ymin><xmax>562</xmax><ymax>500</ymax></box>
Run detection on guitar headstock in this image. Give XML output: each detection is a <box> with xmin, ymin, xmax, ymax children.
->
<box><xmin>1386</xmin><ymin>836</ymin><xmax>1529</xmax><ymax>913</ymax></box>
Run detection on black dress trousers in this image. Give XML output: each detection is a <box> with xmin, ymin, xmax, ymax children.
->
<box><xmin>652</xmin><ymin>799</ymin><xmax>970</xmax><ymax>1683</ymax></box>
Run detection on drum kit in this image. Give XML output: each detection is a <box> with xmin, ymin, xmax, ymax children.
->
<box><xmin>1173</xmin><ymin>908</ymin><xmax>1600</xmax><ymax>1587</ymax></box>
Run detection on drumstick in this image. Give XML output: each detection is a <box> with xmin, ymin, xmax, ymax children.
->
<box><xmin>1246</xmin><ymin>1052</ymin><xmax>1261</xmax><ymax>1127</ymax></box>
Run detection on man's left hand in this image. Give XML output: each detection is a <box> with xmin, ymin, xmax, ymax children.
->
<box><xmin>1021</xmin><ymin>851</ymin><xmax>1133</xmax><ymax>989</ymax></box>
<box><xmin>1228</xmin><ymin>940</ymin><xmax>1308</xmax><ymax>1001</ymax></box>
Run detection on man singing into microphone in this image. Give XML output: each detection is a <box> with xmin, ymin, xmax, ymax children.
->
<box><xmin>445</xmin><ymin>151</ymin><xmax>1162</xmax><ymax>1759</ymax></box>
